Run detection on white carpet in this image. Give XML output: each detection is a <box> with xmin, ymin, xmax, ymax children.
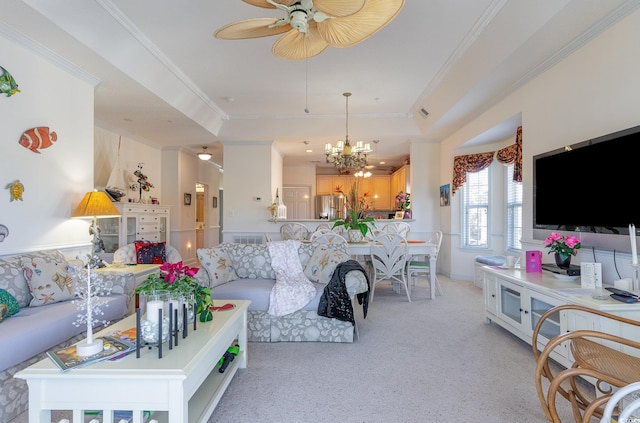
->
<box><xmin>208</xmin><ymin>276</ymin><xmax>576</xmax><ymax>423</ymax></box>
<box><xmin>10</xmin><ymin>276</ymin><xmax>577</xmax><ymax>423</ymax></box>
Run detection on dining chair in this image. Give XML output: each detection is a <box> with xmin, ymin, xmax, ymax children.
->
<box><xmin>406</xmin><ymin>230</ymin><xmax>443</xmax><ymax>296</ymax></box>
<box><xmin>309</xmin><ymin>228</ymin><xmax>333</xmax><ymax>241</ymax></box>
<box><xmin>314</xmin><ymin>222</ymin><xmax>332</xmax><ymax>232</ymax></box>
<box><xmin>311</xmin><ymin>232</ymin><xmax>348</xmax><ymax>245</ymax></box>
<box><xmin>380</xmin><ymin>221</ymin><xmax>410</xmax><ymax>238</ymax></box>
<box><xmin>600</xmin><ymin>381</ymin><xmax>640</xmax><ymax>422</ymax></box>
<box><xmin>279</xmin><ymin>222</ymin><xmax>310</xmax><ymax>241</ymax></box>
<box><xmin>369</xmin><ymin>232</ymin><xmax>410</xmax><ymax>302</ymax></box>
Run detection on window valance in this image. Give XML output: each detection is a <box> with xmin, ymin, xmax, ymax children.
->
<box><xmin>451</xmin><ymin>126</ymin><xmax>522</xmax><ymax>195</ymax></box>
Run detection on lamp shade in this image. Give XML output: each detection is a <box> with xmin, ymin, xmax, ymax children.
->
<box><xmin>71</xmin><ymin>191</ymin><xmax>121</xmax><ymax>218</ymax></box>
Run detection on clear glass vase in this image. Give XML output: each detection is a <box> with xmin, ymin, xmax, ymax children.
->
<box><xmin>139</xmin><ymin>290</ymin><xmax>170</xmax><ymax>345</ymax></box>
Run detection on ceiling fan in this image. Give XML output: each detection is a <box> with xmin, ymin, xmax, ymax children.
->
<box><xmin>214</xmin><ymin>0</ymin><xmax>405</xmax><ymax>60</ymax></box>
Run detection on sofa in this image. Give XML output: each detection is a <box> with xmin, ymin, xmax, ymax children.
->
<box><xmin>0</xmin><ymin>248</ymin><xmax>136</xmax><ymax>422</ymax></box>
<box><xmin>196</xmin><ymin>241</ymin><xmax>369</xmax><ymax>343</ymax></box>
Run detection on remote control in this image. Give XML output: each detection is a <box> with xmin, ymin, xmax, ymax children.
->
<box><xmin>610</xmin><ymin>294</ymin><xmax>639</xmax><ymax>303</ymax></box>
<box><xmin>605</xmin><ymin>287</ymin><xmax>637</xmax><ymax>298</ymax></box>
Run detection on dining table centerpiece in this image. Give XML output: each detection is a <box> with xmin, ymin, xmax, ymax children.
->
<box><xmin>331</xmin><ymin>179</ymin><xmax>375</xmax><ymax>242</ymax></box>
<box><xmin>135</xmin><ymin>261</ymin><xmax>213</xmax><ymax>322</ymax></box>
<box><xmin>543</xmin><ymin>232</ymin><xmax>581</xmax><ymax>268</ymax></box>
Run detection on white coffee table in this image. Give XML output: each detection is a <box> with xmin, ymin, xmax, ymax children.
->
<box><xmin>16</xmin><ymin>299</ymin><xmax>250</xmax><ymax>423</ymax></box>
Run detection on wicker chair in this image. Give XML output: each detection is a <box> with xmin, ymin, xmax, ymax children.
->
<box><xmin>533</xmin><ymin>304</ymin><xmax>640</xmax><ymax>422</ymax></box>
<box><xmin>279</xmin><ymin>222</ymin><xmax>310</xmax><ymax>241</ymax></box>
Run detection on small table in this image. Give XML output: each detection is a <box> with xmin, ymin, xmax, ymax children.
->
<box><xmin>16</xmin><ymin>299</ymin><xmax>250</xmax><ymax>423</ymax></box>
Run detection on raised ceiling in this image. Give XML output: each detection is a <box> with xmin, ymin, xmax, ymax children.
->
<box><xmin>2</xmin><ymin>0</ymin><xmax>638</xmax><ymax>173</ymax></box>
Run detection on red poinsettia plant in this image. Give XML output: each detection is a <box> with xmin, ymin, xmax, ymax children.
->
<box><xmin>136</xmin><ymin>261</ymin><xmax>213</xmax><ymax>322</ymax></box>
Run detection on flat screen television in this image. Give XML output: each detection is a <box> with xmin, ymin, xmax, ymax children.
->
<box><xmin>533</xmin><ymin>124</ymin><xmax>640</xmax><ymax>252</ymax></box>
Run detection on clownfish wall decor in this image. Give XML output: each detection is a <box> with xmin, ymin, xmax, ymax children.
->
<box><xmin>19</xmin><ymin>127</ymin><xmax>57</xmax><ymax>154</ymax></box>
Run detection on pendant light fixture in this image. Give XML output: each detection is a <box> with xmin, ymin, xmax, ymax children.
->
<box><xmin>198</xmin><ymin>146</ymin><xmax>212</xmax><ymax>161</ymax></box>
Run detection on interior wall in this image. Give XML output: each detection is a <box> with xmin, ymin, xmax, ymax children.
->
<box><xmin>440</xmin><ymin>7</ymin><xmax>640</xmax><ymax>283</ymax></box>
<box><xmin>222</xmin><ymin>141</ymin><xmax>275</xmax><ymax>241</ymax></box>
<box><xmin>0</xmin><ymin>34</ymin><xmax>95</xmax><ymax>254</ymax></box>
<box><xmin>94</xmin><ymin>126</ymin><xmax>162</xmax><ymax>203</ymax></box>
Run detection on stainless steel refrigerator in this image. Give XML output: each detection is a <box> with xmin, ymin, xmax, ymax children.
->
<box><xmin>315</xmin><ymin>195</ymin><xmax>345</xmax><ymax>220</ymax></box>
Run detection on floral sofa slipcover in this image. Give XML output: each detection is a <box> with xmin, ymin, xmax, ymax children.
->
<box><xmin>196</xmin><ymin>241</ymin><xmax>369</xmax><ymax>343</ymax></box>
<box><xmin>0</xmin><ymin>248</ymin><xmax>135</xmax><ymax>422</ymax></box>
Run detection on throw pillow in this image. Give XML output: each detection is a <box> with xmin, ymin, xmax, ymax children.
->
<box><xmin>22</xmin><ymin>260</ymin><xmax>75</xmax><ymax>307</ymax></box>
<box><xmin>304</xmin><ymin>244</ymin><xmax>351</xmax><ymax>283</ymax></box>
<box><xmin>0</xmin><ymin>288</ymin><xmax>20</xmax><ymax>317</ymax></box>
<box><xmin>135</xmin><ymin>241</ymin><xmax>166</xmax><ymax>264</ymax></box>
<box><xmin>197</xmin><ymin>247</ymin><xmax>238</xmax><ymax>288</ymax></box>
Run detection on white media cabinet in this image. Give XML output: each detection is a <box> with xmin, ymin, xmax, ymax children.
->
<box><xmin>480</xmin><ymin>266</ymin><xmax>640</xmax><ymax>368</ymax></box>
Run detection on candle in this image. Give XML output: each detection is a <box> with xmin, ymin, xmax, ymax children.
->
<box><xmin>631</xmin><ymin>224</ymin><xmax>638</xmax><ymax>265</ymax></box>
<box><xmin>146</xmin><ymin>300</ymin><xmax>163</xmax><ymax>323</ymax></box>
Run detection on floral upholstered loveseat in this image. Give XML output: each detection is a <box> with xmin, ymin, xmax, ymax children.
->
<box><xmin>196</xmin><ymin>241</ymin><xmax>369</xmax><ymax>343</ymax></box>
<box><xmin>0</xmin><ymin>248</ymin><xmax>135</xmax><ymax>422</ymax></box>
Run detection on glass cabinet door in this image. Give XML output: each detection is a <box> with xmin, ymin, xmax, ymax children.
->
<box><xmin>126</xmin><ymin>216</ymin><xmax>137</xmax><ymax>244</ymax></box>
<box><xmin>499</xmin><ymin>284</ymin><xmax>522</xmax><ymax>325</ymax></box>
<box><xmin>97</xmin><ymin>216</ymin><xmax>120</xmax><ymax>254</ymax></box>
<box><xmin>530</xmin><ymin>296</ymin><xmax>561</xmax><ymax>340</ymax></box>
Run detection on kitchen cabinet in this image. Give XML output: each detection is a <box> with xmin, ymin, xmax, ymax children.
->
<box><xmin>390</xmin><ymin>165</ymin><xmax>410</xmax><ymax>199</ymax></box>
<box><xmin>98</xmin><ymin>203</ymin><xmax>170</xmax><ymax>262</ymax></box>
<box><xmin>317</xmin><ymin>174</ymin><xmax>391</xmax><ymax>210</ymax></box>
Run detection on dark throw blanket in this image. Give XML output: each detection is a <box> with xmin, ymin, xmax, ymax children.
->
<box><xmin>318</xmin><ymin>260</ymin><xmax>370</xmax><ymax>325</ymax></box>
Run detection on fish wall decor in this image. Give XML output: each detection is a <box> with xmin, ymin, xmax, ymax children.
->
<box><xmin>0</xmin><ymin>224</ymin><xmax>8</xmax><ymax>242</ymax></box>
<box><xmin>5</xmin><ymin>180</ymin><xmax>24</xmax><ymax>202</ymax></box>
<box><xmin>19</xmin><ymin>127</ymin><xmax>57</xmax><ymax>153</ymax></box>
<box><xmin>0</xmin><ymin>66</ymin><xmax>20</xmax><ymax>97</ymax></box>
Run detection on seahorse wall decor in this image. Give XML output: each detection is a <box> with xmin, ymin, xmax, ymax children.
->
<box><xmin>0</xmin><ymin>66</ymin><xmax>20</xmax><ymax>97</ymax></box>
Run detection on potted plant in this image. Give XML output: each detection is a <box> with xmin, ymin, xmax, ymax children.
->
<box><xmin>135</xmin><ymin>261</ymin><xmax>213</xmax><ymax>322</ymax></box>
<box><xmin>543</xmin><ymin>232</ymin><xmax>581</xmax><ymax>268</ymax></box>
<box><xmin>331</xmin><ymin>179</ymin><xmax>375</xmax><ymax>242</ymax></box>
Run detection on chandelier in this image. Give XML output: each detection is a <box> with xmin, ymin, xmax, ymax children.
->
<box><xmin>325</xmin><ymin>92</ymin><xmax>372</xmax><ymax>173</ymax></box>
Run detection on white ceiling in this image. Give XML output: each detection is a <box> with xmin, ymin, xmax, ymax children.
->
<box><xmin>3</xmin><ymin>0</ymin><xmax>638</xmax><ymax>173</ymax></box>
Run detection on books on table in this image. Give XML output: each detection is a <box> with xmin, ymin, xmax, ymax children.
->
<box><xmin>46</xmin><ymin>335</ymin><xmax>134</xmax><ymax>372</ymax></box>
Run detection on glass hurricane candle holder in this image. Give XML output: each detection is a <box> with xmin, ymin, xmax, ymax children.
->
<box><xmin>139</xmin><ymin>290</ymin><xmax>170</xmax><ymax>345</ymax></box>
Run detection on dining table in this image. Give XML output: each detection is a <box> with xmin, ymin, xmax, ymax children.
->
<box><xmin>346</xmin><ymin>240</ymin><xmax>439</xmax><ymax>299</ymax></box>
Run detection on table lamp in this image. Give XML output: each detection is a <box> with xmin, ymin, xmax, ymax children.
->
<box><xmin>71</xmin><ymin>190</ymin><xmax>121</xmax><ymax>268</ymax></box>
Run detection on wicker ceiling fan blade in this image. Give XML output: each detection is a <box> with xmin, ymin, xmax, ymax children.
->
<box><xmin>313</xmin><ymin>0</ymin><xmax>366</xmax><ymax>17</ymax></box>
<box><xmin>214</xmin><ymin>18</ymin><xmax>291</xmax><ymax>39</ymax></box>
<box><xmin>272</xmin><ymin>26</ymin><xmax>329</xmax><ymax>60</ymax></box>
<box><xmin>242</xmin><ymin>0</ymin><xmax>298</xmax><ymax>8</ymax></box>
<box><xmin>317</xmin><ymin>0</ymin><xmax>404</xmax><ymax>47</ymax></box>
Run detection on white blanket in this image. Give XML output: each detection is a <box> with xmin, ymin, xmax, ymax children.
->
<box><xmin>267</xmin><ymin>240</ymin><xmax>316</xmax><ymax>316</ymax></box>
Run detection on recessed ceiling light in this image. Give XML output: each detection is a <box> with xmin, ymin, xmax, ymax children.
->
<box><xmin>379</xmin><ymin>161</ymin><xmax>385</xmax><ymax>165</ymax></box>
<box><xmin>306</xmin><ymin>149</ymin><xmax>313</xmax><ymax>153</ymax></box>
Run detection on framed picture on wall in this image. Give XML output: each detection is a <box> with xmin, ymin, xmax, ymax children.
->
<box><xmin>440</xmin><ymin>184</ymin><xmax>450</xmax><ymax>207</ymax></box>
<box><xmin>184</xmin><ymin>193</ymin><xmax>192</xmax><ymax>206</ymax></box>
<box><xmin>212</xmin><ymin>196</ymin><xmax>217</xmax><ymax>208</ymax></box>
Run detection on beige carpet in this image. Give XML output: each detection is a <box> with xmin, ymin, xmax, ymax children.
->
<box><xmin>10</xmin><ymin>275</ymin><xmax>578</xmax><ymax>422</ymax></box>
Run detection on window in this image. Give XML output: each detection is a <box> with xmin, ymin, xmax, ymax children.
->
<box><xmin>506</xmin><ymin>164</ymin><xmax>523</xmax><ymax>250</ymax></box>
<box><xmin>462</xmin><ymin>167</ymin><xmax>489</xmax><ymax>247</ymax></box>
